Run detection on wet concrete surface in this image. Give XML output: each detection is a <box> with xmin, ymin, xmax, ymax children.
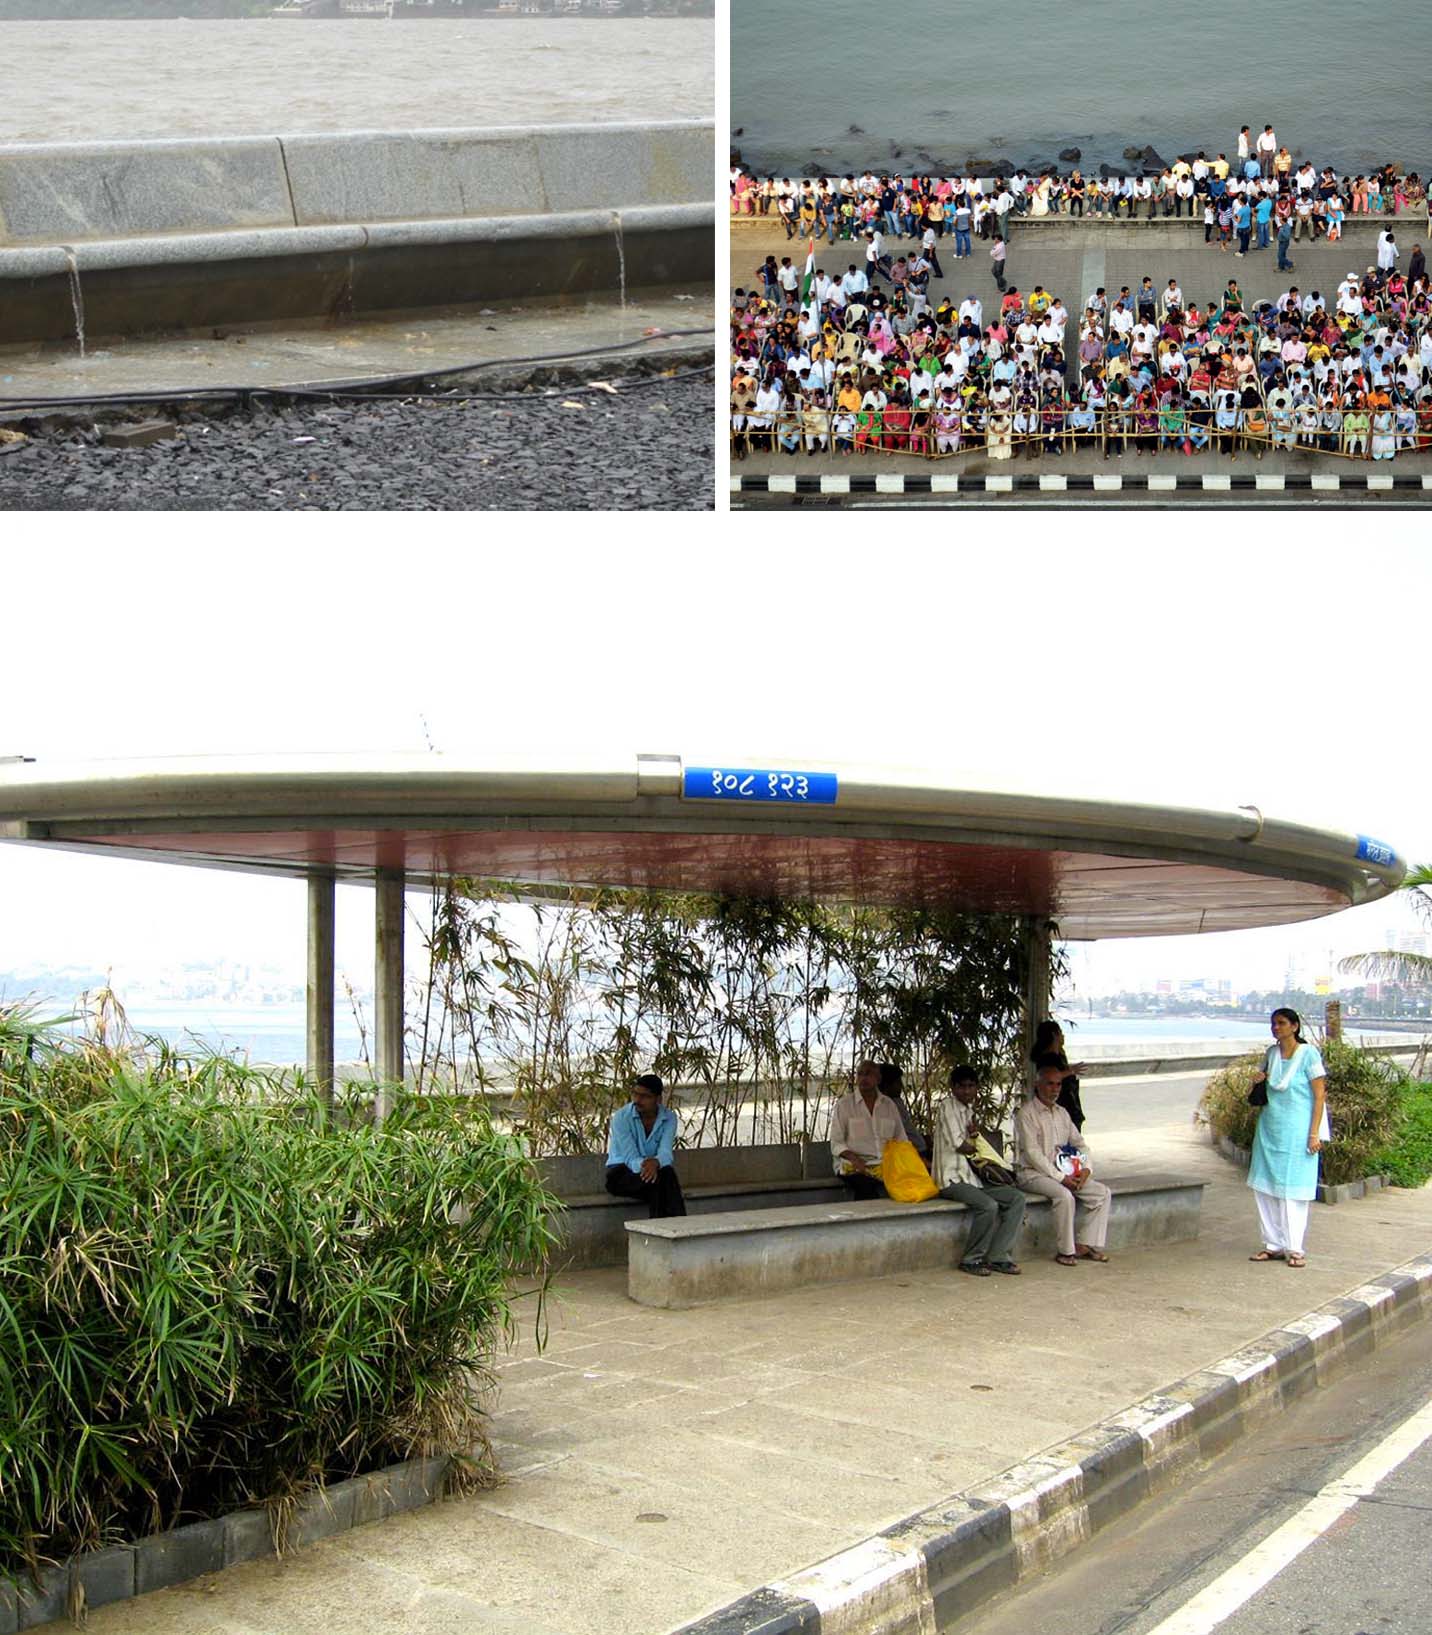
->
<box><xmin>0</xmin><ymin>287</ymin><xmax>713</xmax><ymax>402</ymax></box>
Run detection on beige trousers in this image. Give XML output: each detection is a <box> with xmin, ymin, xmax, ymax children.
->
<box><xmin>1018</xmin><ymin>1173</ymin><xmax>1112</xmax><ymax>1255</ymax></box>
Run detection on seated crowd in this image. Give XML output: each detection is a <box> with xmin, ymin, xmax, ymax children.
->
<box><xmin>608</xmin><ymin>1026</ymin><xmax>1112</xmax><ymax>1274</ymax></box>
<box><xmin>732</xmin><ymin>254</ymin><xmax>1432</xmax><ymax>462</ymax></box>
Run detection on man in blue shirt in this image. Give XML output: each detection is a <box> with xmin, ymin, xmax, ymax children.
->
<box><xmin>1235</xmin><ymin>200</ymin><xmax>1252</xmax><ymax>257</ymax></box>
<box><xmin>1255</xmin><ymin>194</ymin><xmax>1273</xmax><ymax>251</ymax></box>
<box><xmin>605</xmin><ymin>1073</ymin><xmax>686</xmax><ymax>1217</ymax></box>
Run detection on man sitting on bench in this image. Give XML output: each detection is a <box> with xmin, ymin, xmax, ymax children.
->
<box><xmin>604</xmin><ymin>1072</ymin><xmax>686</xmax><ymax>1218</ymax></box>
<box><xmin>1015</xmin><ymin>1056</ymin><xmax>1113</xmax><ymax>1266</ymax></box>
<box><xmin>933</xmin><ymin>1066</ymin><xmax>1026</xmax><ymax>1276</ymax></box>
<box><xmin>830</xmin><ymin>1058</ymin><xmax>908</xmax><ymax>1200</ymax></box>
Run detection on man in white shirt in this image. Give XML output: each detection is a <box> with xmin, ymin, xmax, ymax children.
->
<box><xmin>829</xmin><ymin>1059</ymin><xmax>907</xmax><ymax>1200</ymax></box>
<box><xmin>749</xmin><ymin>378</ymin><xmax>783</xmax><ymax>447</ymax></box>
<box><xmin>934</xmin><ymin>1067</ymin><xmax>1026</xmax><ymax>1276</ymax></box>
<box><xmin>1257</xmin><ymin>124</ymin><xmax>1277</xmax><ymax>177</ymax></box>
<box><xmin>959</xmin><ymin>295</ymin><xmax>983</xmax><ymax>330</ymax></box>
<box><xmin>1015</xmin><ymin>1058</ymin><xmax>1113</xmax><ymax>1265</ymax></box>
<box><xmin>841</xmin><ymin>263</ymin><xmax>869</xmax><ymax>300</ymax></box>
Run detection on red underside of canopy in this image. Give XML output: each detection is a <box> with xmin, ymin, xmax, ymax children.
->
<box><xmin>65</xmin><ymin>827</ymin><xmax>1347</xmax><ymax>939</ymax></box>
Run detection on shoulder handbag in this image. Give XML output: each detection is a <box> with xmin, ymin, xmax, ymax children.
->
<box><xmin>968</xmin><ymin>1131</ymin><xmax>1016</xmax><ymax>1189</ymax></box>
<box><xmin>1248</xmin><ymin>1045</ymin><xmax>1272</xmax><ymax>1107</ymax></box>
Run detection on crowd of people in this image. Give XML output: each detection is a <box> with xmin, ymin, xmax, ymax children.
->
<box><xmin>731</xmin><ymin>143</ymin><xmax>1429</xmax><ymax>240</ymax></box>
<box><xmin>731</xmin><ymin>137</ymin><xmax>1432</xmax><ymax>463</ymax></box>
<box><xmin>606</xmin><ymin>1008</ymin><xmax>1329</xmax><ymax>1273</ymax></box>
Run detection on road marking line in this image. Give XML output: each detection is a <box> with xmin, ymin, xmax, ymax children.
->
<box><xmin>1143</xmin><ymin>1391</ymin><xmax>1432</xmax><ymax>1635</ymax></box>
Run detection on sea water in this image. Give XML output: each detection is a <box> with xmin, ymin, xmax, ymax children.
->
<box><xmin>731</xmin><ymin>0</ymin><xmax>1432</xmax><ymax>178</ymax></box>
<box><xmin>0</xmin><ymin>17</ymin><xmax>712</xmax><ymax>142</ymax></box>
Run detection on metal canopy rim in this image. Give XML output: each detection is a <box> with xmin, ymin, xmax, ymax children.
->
<box><xmin>0</xmin><ymin>751</ymin><xmax>1405</xmax><ymax>941</ymax></box>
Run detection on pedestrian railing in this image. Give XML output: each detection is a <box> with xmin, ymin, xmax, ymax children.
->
<box><xmin>732</xmin><ymin>403</ymin><xmax>1432</xmax><ymax>463</ymax></box>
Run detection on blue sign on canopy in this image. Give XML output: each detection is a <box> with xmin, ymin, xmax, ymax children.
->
<box><xmin>1356</xmin><ymin>835</ymin><xmax>1396</xmax><ymax>867</ymax></box>
<box><xmin>682</xmin><ymin>767</ymin><xmax>839</xmax><ymax>805</ymax></box>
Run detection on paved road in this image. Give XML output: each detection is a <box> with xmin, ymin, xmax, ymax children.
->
<box><xmin>964</xmin><ymin>1286</ymin><xmax>1432</xmax><ymax>1635</ymax></box>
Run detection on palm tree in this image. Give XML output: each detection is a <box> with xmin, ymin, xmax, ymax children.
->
<box><xmin>1338</xmin><ymin>863</ymin><xmax>1432</xmax><ymax>987</ymax></box>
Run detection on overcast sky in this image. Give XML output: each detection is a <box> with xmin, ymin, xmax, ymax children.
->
<box><xmin>1</xmin><ymin>529</ymin><xmax>1426</xmax><ymax>1007</ymax></box>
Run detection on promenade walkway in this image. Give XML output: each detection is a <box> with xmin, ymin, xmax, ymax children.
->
<box><xmin>730</xmin><ymin>219</ymin><xmax>1432</xmax><ymax>484</ymax></box>
<box><xmin>81</xmin><ymin>1077</ymin><xmax>1432</xmax><ymax>1635</ymax></box>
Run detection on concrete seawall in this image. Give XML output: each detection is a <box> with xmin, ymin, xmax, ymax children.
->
<box><xmin>0</xmin><ymin>121</ymin><xmax>713</xmax><ymax>346</ymax></box>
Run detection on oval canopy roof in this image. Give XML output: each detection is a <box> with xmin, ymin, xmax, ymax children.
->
<box><xmin>0</xmin><ymin>752</ymin><xmax>1404</xmax><ymax>941</ymax></box>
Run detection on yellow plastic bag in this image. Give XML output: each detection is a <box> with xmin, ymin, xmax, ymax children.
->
<box><xmin>880</xmin><ymin>1139</ymin><xmax>939</xmax><ymax>1203</ymax></box>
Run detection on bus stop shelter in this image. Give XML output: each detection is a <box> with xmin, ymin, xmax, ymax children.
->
<box><xmin>0</xmin><ymin>750</ymin><xmax>1405</xmax><ymax>1101</ymax></box>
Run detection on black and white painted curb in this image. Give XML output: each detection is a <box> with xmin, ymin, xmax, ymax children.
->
<box><xmin>732</xmin><ymin>471</ymin><xmax>1432</xmax><ymax>497</ymax></box>
<box><xmin>0</xmin><ymin>1456</ymin><xmax>451</xmax><ymax>1633</ymax></box>
<box><xmin>671</xmin><ymin>1251</ymin><xmax>1432</xmax><ymax>1635</ymax></box>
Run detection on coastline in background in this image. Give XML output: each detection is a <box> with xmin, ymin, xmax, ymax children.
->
<box><xmin>38</xmin><ymin>1001</ymin><xmax>1428</xmax><ymax>1070</ymax></box>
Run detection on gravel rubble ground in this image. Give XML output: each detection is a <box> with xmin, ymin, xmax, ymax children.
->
<box><xmin>0</xmin><ymin>370</ymin><xmax>714</xmax><ymax>512</ymax></box>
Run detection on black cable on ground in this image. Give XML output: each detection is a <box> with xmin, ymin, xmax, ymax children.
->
<box><xmin>345</xmin><ymin>363</ymin><xmax>715</xmax><ymax>403</ymax></box>
<box><xmin>0</xmin><ymin>328</ymin><xmax>714</xmax><ymax>414</ymax></box>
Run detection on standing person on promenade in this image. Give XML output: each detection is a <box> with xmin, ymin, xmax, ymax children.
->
<box><xmin>990</xmin><ymin>232</ymin><xmax>1007</xmax><ymax>291</ymax></box>
<box><xmin>1255</xmin><ymin>191</ymin><xmax>1273</xmax><ymax>252</ymax></box>
<box><xmin>1277</xmin><ymin>214</ymin><xmax>1295</xmax><ymax>272</ymax></box>
<box><xmin>1030</xmin><ymin>1019</ymin><xmax>1087</xmax><ymax>1129</ymax></box>
<box><xmin>1247</xmin><ymin>1009</ymin><xmax>1328</xmax><ymax>1267</ymax></box>
<box><xmin>1257</xmin><ymin>124</ymin><xmax>1278</xmax><ymax>178</ymax></box>
<box><xmin>934</xmin><ymin>1067</ymin><xmax>1026</xmax><ymax>1278</ymax></box>
<box><xmin>952</xmin><ymin>196</ymin><xmax>974</xmax><ymax>260</ymax></box>
<box><xmin>1378</xmin><ymin>228</ymin><xmax>1400</xmax><ymax>272</ymax></box>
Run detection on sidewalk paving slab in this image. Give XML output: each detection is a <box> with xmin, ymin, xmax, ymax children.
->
<box><xmin>77</xmin><ymin>1114</ymin><xmax>1432</xmax><ymax>1635</ymax></box>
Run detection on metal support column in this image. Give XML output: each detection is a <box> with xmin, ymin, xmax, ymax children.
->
<box><xmin>1020</xmin><ymin>914</ymin><xmax>1053</xmax><ymax>1081</ymax></box>
<box><xmin>306</xmin><ymin>872</ymin><xmax>336</xmax><ymax>1115</ymax></box>
<box><xmin>374</xmin><ymin>868</ymin><xmax>405</xmax><ymax>1122</ymax></box>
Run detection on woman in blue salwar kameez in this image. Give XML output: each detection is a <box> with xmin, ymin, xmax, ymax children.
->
<box><xmin>1247</xmin><ymin>1008</ymin><xmax>1328</xmax><ymax>1268</ymax></box>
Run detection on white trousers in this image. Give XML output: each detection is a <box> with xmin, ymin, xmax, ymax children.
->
<box><xmin>1254</xmin><ymin>1188</ymin><xmax>1310</xmax><ymax>1255</ymax></box>
<box><xmin>1019</xmin><ymin>1174</ymin><xmax>1111</xmax><ymax>1254</ymax></box>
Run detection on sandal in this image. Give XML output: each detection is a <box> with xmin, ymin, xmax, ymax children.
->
<box><xmin>1286</xmin><ymin>1253</ymin><xmax>1307</xmax><ymax>1268</ymax></box>
<box><xmin>1055</xmin><ymin>1253</ymin><xmax>1079</xmax><ymax>1266</ymax></box>
<box><xmin>1076</xmin><ymin>1246</ymin><xmax>1110</xmax><ymax>1262</ymax></box>
<box><xmin>1249</xmin><ymin>1250</ymin><xmax>1286</xmax><ymax>1262</ymax></box>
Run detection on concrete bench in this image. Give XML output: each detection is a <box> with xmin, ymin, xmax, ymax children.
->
<box><xmin>0</xmin><ymin>121</ymin><xmax>712</xmax><ymax>346</ymax></box>
<box><xmin>544</xmin><ymin>1142</ymin><xmax>845</xmax><ymax>1269</ymax></box>
<box><xmin>625</xmin><ymin>1170</ymin><xmax>1206</xmax><ymax>1307</ymax></box>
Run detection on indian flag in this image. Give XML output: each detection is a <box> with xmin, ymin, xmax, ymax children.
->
<box><xmin>799</xmin><ymin>239</ymin><xmax>818</xmax><ymax>314</ymax></box>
